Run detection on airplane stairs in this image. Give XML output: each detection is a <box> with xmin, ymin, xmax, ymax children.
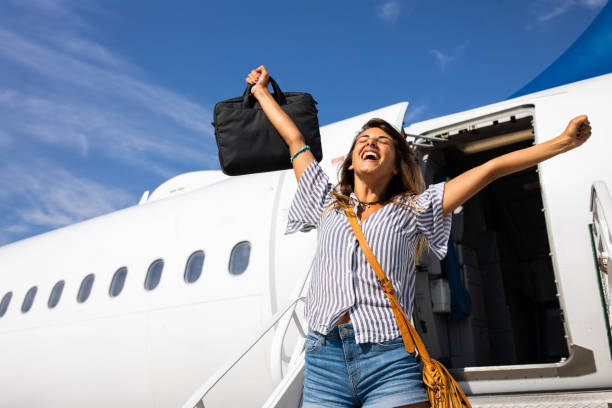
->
<box><xmin>181</xmin><ymin>262</ymin><xmax>312</xmax><ymax>408</ymax></box>
<box><xmin>180</xmin><ymin>295</ymin><xmax>307</xmax><ymax>408</ymax></box>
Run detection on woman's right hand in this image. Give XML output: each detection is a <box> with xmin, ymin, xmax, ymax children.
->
<box><xmin>246</xmin><ymin>65</ymin><xmax>270</xmax><ymax>96</ymax></box>
<box><xmin>243</xmin><ymin>65</ymin><xmax>313</xmax><ymax>180</ymax></box>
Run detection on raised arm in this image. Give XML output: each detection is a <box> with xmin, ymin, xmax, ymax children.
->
<box><xmin>246</xmin><ymin>65</ymin><xmax>315</xmax><ymax>182</ymax></box>
<box><xmin>441</xmin><ymin>115</ymin><xmax>592</xmax><ymax>216</ymax></box>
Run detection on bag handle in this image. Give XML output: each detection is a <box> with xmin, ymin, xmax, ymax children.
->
<box><xmin>243</xmin><ymin>76</ymin><xmax>287</xmax><ymax>108</ymax></box>
<box><xmin>344</xmin><ymin>206</ymin><xmax>432</xmax><ymax>365</ymax></box>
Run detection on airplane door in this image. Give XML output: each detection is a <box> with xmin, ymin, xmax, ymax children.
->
<box><xmin>590</xmin><ymin>180</ymin><xmax>612</xmax><ymax>354</ymax></box>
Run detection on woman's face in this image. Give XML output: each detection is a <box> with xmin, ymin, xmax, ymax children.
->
<box><xmin>349</xmin><ymin>127</ymin><xmax>398</xmax><ymax>180</ymax></box>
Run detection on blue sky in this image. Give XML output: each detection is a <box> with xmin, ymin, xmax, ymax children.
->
<box><xmin>0</xmin><ymin>0</ymin><xmax>607</xmax><ymax>245</ymax></box>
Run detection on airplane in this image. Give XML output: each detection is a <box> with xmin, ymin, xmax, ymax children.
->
<box><xmin>1</xmin><ymin>4</ymin><xmax>612</xmax><ymax>408</ymax></box>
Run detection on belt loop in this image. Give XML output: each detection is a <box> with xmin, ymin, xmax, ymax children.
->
<box><xmin>321</xmin><ymin>332</ymin><xmax>326</xmax><ymax>346</ymax></box>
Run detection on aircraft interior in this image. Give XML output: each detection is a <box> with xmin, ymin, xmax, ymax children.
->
<box><xmin>412</xmin><ymin>108</ymin><xmax>569</xmax><ymax>369</ymax></box>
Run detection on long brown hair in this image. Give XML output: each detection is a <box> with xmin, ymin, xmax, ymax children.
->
<box><xmin>327</xmin><ymin>118</ymin><xmax>429</xmax><ymax>262</ymax></box>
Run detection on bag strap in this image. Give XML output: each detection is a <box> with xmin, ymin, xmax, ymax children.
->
<box><xmin>243</xmin><ymin>77</ymin><xmax>287</xmax><ymax>107</ymax></box>
<box><xmin>345</xmin><ymin>206</ymin><xmax>432</xmax><ymax>365</ymax></box>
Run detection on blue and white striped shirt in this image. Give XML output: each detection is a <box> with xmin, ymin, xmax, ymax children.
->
<box><xmin>286</xmin><ymin>160</ymin><xmax>452</xmax><ymax>344</ymax></box>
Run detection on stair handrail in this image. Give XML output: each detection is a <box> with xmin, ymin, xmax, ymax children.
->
<box><xmin>590</xmin><ymin>180</ymin><xmax>612</xmax><ymax>273</ymax></box>
<box><xmin>181</xmin><ymin>295</ymin><xmax>307</xmax><ymax>408</ymax></box>
<box><xmin>268</xmin><ymin>306</ymin><xmax>306</xmax><ymax>382</ymax></box>
<box><xmin>269</xmin><ymin>259</ymin><xmax>312</xmax><ymax>383</ymax></box>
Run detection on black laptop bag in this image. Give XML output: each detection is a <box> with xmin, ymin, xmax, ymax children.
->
<box><xmin>212</xmin><ymin>77</ymin><xmax>323</xmax><ymax>176</ymax></box>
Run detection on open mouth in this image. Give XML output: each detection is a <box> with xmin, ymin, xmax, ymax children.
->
<box><xmin>361</xmin><ymin>150</ymin><xmax>380</xmax><ymax>161</ymax></box>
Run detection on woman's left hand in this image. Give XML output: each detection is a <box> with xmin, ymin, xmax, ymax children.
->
<box><xmin>558</xmin><ymin>115</ymin><xmax>591</xmax><ymax>152</ymax></box>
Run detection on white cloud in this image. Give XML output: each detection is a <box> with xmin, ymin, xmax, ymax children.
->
<box><xmin>430</xmin><ymin>50</ymin><xmax>451</xmax><ymax>70</ymax></box>
<box><xmin>0</xmin><ymin>130</ymin><xmax>11</xmax><ymax>146</ymax></box>
<box><xmin>537</xmin><ymin>0</ymin><xmax>576</xmax><ymax>22</ymax></box>
<box><xmin>0</xmin><ymin>224</ymin><xmax>29</xmax><ymax>246</ymax></box>
<box><xmin>54</xmin><ymin>35</ymin><xmax>129</xmax><ymax>69</ymax></box>
<box><xmin>5</xmin><ymin>0</ymin><xmax>102</xmax><ymax>31</ymax></box>
<box><xmin>430</xmin><ymin>42</ymin><xmax>468</xmax><ymax>71</ymax></box>
<box><xmin>0</xmin><ymin>2</ymin><xmax>220</xmax><ymax>245</ymax></box>
<box><xmin>0</xmin><ymin>29</ymin><xmax>213</xmax><ymax>136</ymax></box>
<box><xmin>4</xmin><ymin>224</ymin><xmax>30</xmax><ymax>234</ymax></box>
<box><xmin>404</xmin><ymin>104</ymin><xmax>427</xmax><ymax>123</ymax></box>
<box><xmin>0</xmin><ymin>29</ymin><xmax>220</xmax><ymax>177</ymax></box>
<box><xmin>531</xmin><ymin>0</ymin><xmax>607</xmax><ymax>24</ymax></box>
<box><xmin>0</xmin><ymin>5</ymin><xmax>216</xmax><ymax>175</ymax></box>
<box><xmin>377</xmin><ymin>1</ymin><xmax>401</xmax><ymax>24</ymax></box>
<box><xmin>580</xmin><ymin>0</ymin><xmax>608</xmax><ymax>8</ymax></box>
<box><xmin>0</xmin><ymin>88</ymin><xmax>211</xmax><ymax>171</ymax></box>
<box><xmin>0</xmin><ymin>159</ymin><xmax>135</xmax><ymax>230</ymax></box>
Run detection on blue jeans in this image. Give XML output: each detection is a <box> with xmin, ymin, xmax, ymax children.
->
<box><xmin>302</xmin><ymin>323</ymin><xmax>428</xmax><ymax>408</ymax></box>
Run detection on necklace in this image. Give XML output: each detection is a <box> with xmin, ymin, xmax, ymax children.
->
<box><xmin>355</xmin><ymin>198</ymin><xmax>383</xmax><ymax>211</ymax></box>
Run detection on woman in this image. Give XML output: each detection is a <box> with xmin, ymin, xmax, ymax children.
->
<box><xmin>246</xmin><ymin>65</ymin><xmax>591</xmax><ymax>408</ymax></box>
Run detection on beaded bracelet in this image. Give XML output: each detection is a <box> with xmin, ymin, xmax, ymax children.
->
<box><xmin>290</xmin><ymin>145</ymin><xmax>311</xmax><ymax>164</ymax></box>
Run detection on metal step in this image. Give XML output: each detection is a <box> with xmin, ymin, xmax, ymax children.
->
<box><xmin>469</xmin><ymin>390</ymin><xmax>612</xmax><ymax>408</ymax></box>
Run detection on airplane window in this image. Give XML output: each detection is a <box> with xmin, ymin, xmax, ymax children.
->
<box><xmin>21</xmin><ymin>286</ymin><xmax>37</xmax><ymax>313</ymax></box>
<box><xmin>110</xmin><ymin>267</ymin><xmax>128</xmax><ymax>297</ymax></box>
<box><xmin>0</xmin><ymin>292</ymin><xmax>12</xmax><ymax>318</ymax></box>
<box><xmin>184</xmin><ymin>250</ymin><xmax>205</xmax><ymax>284</ymax></box>
<box><xmin>77</xmin><ymin>274</ymin><xmax>95</xmax><ymax>303</ymax></box>
<box><xmin>145</xmin><ymin>259</ymin><xmax>164</xmax><ymax>291</ymax></box>
<box><xmin>229</xmin><ymin>241</ymin><xmax>251</xmax><ymax>275</ymax></box>
<box><xmin>48</xmin><ymin>280</ymin><xmax>65</xmax><ymax>309</ymax></box>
